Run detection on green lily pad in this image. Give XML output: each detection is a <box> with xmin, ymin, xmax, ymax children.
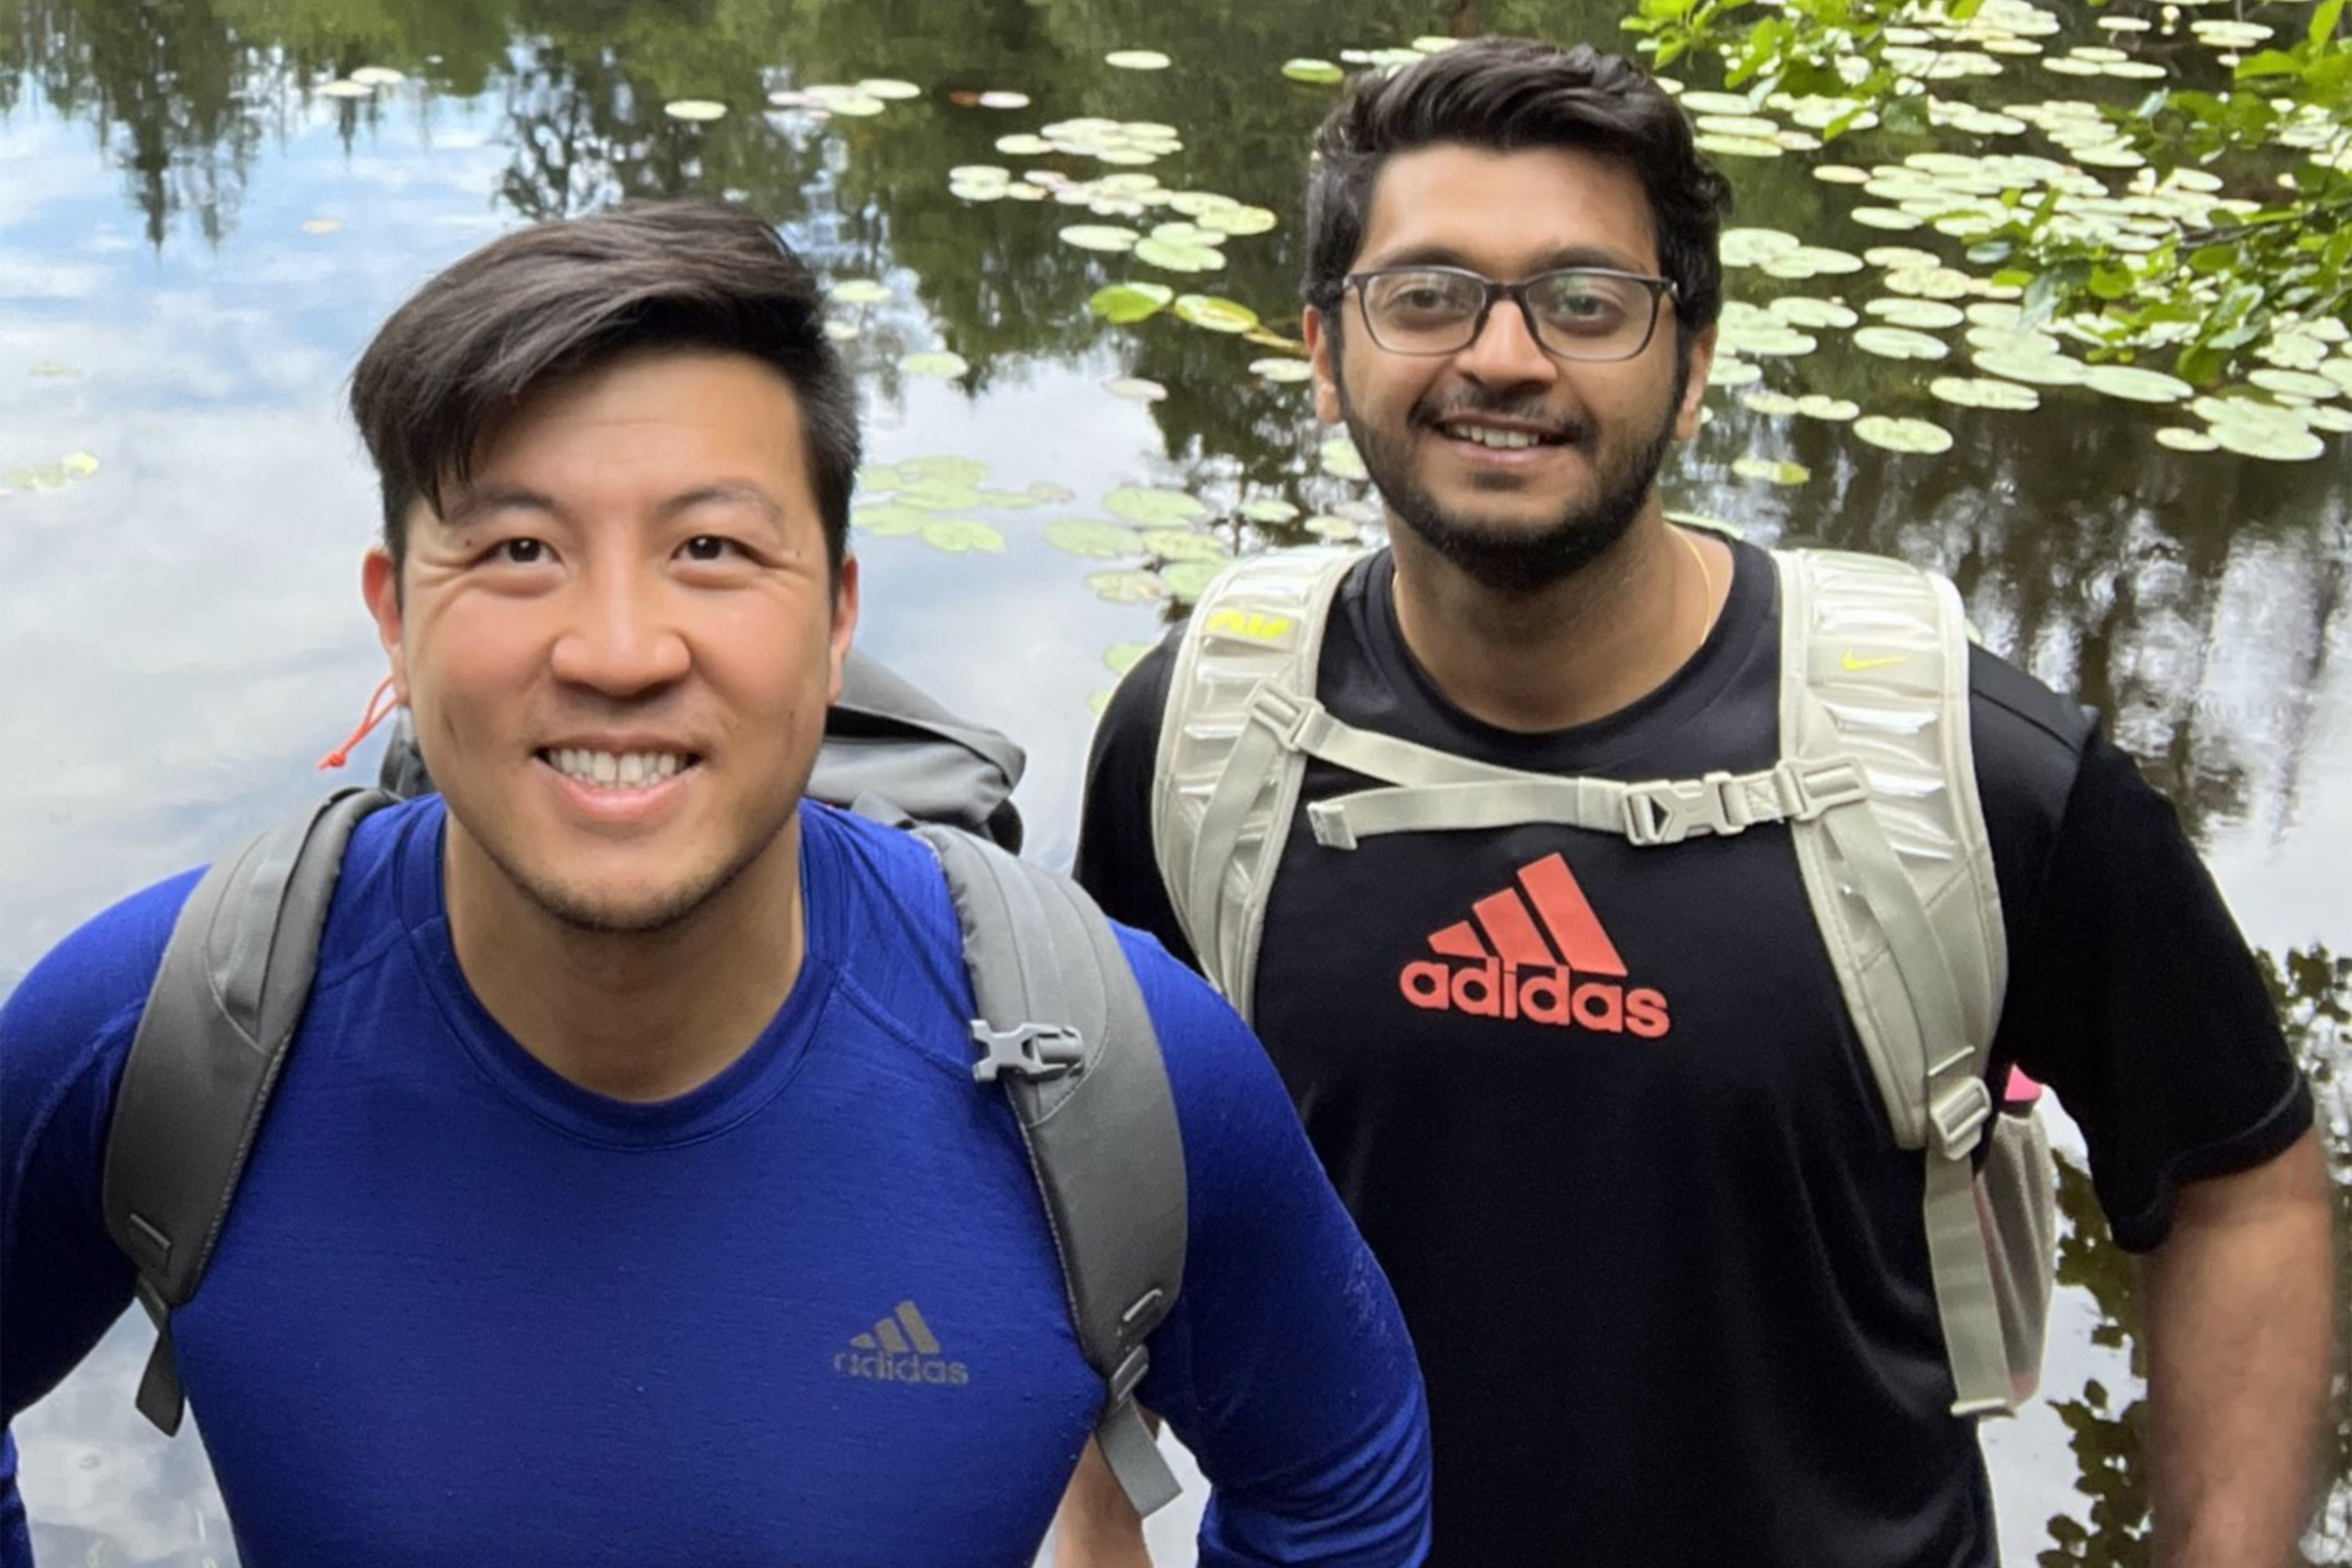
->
<box><xmin>994</xmin><ymin>134</ymin><xmax>1055</xmax><ymax>156</ymax></box>
<box><xmin>2246</xmin><ymin>368</ymin><xmax>2341</xmax><ymax>402</ymax></box>
<box><xmin>1161</xmin><ymin>559</ymin><xmax>1226</xmax><ymax>600</ymax></box>
<box><xmin>1200</xmin><ymin>205</ymin><xmax>1278</xmax><ymax>236</ymax></box>
<box><xmin>1250</xmin><ymin>357</ymin><xmax>1314</xmax><ymax>383</ymax></box>
<box><xmin>1732</xmin><ymin>456</ymin><xmax>1811</xmax><ymax>485</ymax></box>
<box><xmin>854</xmin><ymin>503</ymin><xmax>928</xmax><ymax>537</ymax></box>
<box><xmin>59</xmin><ymin>451</ymin><xmax>99</xmax><ymax>478</ymax></box>
<box><xmin>1106</xmin><ymin>486</ymin><xmax>1208</xmax><ymax>527</ymax></box>
<box><xmin>1239</xmin><ymin>497</ymin><xmax>1301</xmax><ymax>524</ymax></box>
<box><xmin>1087</xmin><ymin>568</ymin><xmax>1167</xmax><ymax>603</ymax></box>
<box><xmin>1173</xmin><ymin>295</ymin><xmax>1258</xmax><ymax>333</ymax></box>
<box><xmin>1865</xmin><ymin>298</ymin><xmax>1966</xmax><ymax>330</ymax></box>
<box><xmin>1740</xmin><ymin>389</ymin><xmax>1803</xmax><ymax>417</ymax></box>
<box><xmin>1282</xmin><ymin>58</ymin><xmax>1344</xmax><ymax>84</ymax></box>
<box><xmin>1060</xmin><ymin>225</ymin><xmax>1141</xmax><ymax>252</ymax></box>
<box><xmin>857</xmin><ymin>462</ymin><xmax>903</xmax><ymax>491</ymax></box>
<box><xmin>1695</xmin><ymin>132</ymin><xmax>1784</xmax><ymax>159</ymax></box>
<box><xmin>1133</xmin><ymin>238</ymin><xmax>1226</xmax><ymax>273</ymax></box>
<box><xmin>1104</xmin><ymin>641</ymin><xmax>1154</xmax><ymax>676</ymax></box>
<box><xmin>1303</xmin><ymin>514</ymin><xmax>1363</xmax><ymax>541</ymax></box>
<box><xmin>1166</xmin><ymin>192</ymin><xmax>1239</xmax><ymax>218</ymax></box>
<box><xmin>1970</xmin><ymin>348</ymin><xmax>2088</xmax><ymax>386</ymax></box>
<box><xmin>1088</xmin><ymin>281</ymin><xmax>1175</xmax><ymax>323</ymax></box>
<box><xmin>820</xmin><ymin>94</ymin><xmax>888</xmax><ymax>117</ymax></box>
<box><xmin>1046</xmin><ymin>519</ymin><xmax>1146</xmax><ymax>557</ymax></box>
<box><xmin>1149</xmin><ymin>222</ymin><xmax>1224</xmax><ymax>248</ymax></box>
<box><xmin>1850</xmin><ymin>208</ymin><xmax>1924</xmax><ymax>231</ymax></box>
<box><xmin>1795</xmin><ymin>394</ymin><xmax>1861</xmax><ymax>421</ymax></box>
<box><xmin>1707</xmin><ymin>358</ymin><xmax>1764</xmax><ymax>389</ymax></box>
<box><xmin>1026</xmin><ymin>480</ymin><xmax>1077</xmax><ymax>503</ymax></box>
<box><xmin>1853</xmin><ymin>326</ymin><xmax>1951</xmax><ymax>362</ymax></box>
<box><xmin>1142</xmin><ymin>527</ymin><xmax>1231</xmax><ymax>562</ymax></box>
<box><xmin>895</xmin><ymin>480</ymin><xmax>985</xmax><ymax>511</ymax></box>
<box><xmin>1102</xmin><ymin>376</ymin><xmax>1167</xmax><ymax>402</ymax></box>
<box><xmin>318</xmin><ymin>80</ymin><xmax>375</xmax><ymax>99</ymax></box>
<box><xmin>2083</xmin><ymin>364</ymin><xmax>2192</xmax><ymax>404</ymax></box>
<box><xmin>919</xmin><ymin>518</ymin><xmax>1005</xmax><ymax>553</ymax></box>
<box><xmin>1929</xmin><ymin>376</ymin><xmax>2041</xmax><ymax>411</ymax></box>
<box><xmin>1321</xmin><ymin>437</ymin><xmax>1369</xmax><ymax>480</ymax></box>
<box><xmin>2154</xmin><ymin>426</ymin><xmax>2219</xmax><ymax>453</ymax></box>
<box><xmin>1106</xmin><ymin>49</ymin><xmax>1172</xmax><ymax>69</ymax></box>
<box><xmin>1765</xmin><ymin>246</ymin><xmax>1865</xmax><ymax>279</ymax></box>
<box><xmin>1770</xmin><ymin>297</ymin><xmax>1859</xmax><ymax>330</ymax></box>
<box><xmin>2301</xmin><ymin>405</ymin><xmax>2352</xmax><ymax>435</ymax></box>
<box><xmin>832</xmin><ymin>279</ymin><xmax>891</xmax><ymax>304</ymax></box>
<box><xmin>1853</xmin><ymin>415</ymin><xmax>1956</xmax><ymax>454</ymax></box>
<box><xmin>976</xmin><ymin>89</ymin><xmax>1030</xmax><ymax>109</ymax></box>
<box><xmin>349</xmin><ymin>66</ymin><xmax>405</xmax><ymax>86</ymax></box>
<box><xmin>663</xmin><ymin>99</ymin><xmax>728</xmax><ymax>121</ymax></box>
<box><xmin>2210</xmin><ymin>421</ymin><xmax>2325</xmax><ymax>461</ymax></box>
<box><xmin>1721</xmin><ymin>228</ymin><xmax>1803</xmax><ymax>267</ymax></box>
<box><xmin>900</xmin><ymin>351</ymin><xmax>970</xmax><ymax>379</ymax></box>
<box><xmin>973</xmin><ymin>488</ymin><xmax>1047</xmax><ymax>509</ymax></box>
<box><xmin>858</xmin><ymin>78</ymin><xmax>922</xmax><ymax>100</ymax></box>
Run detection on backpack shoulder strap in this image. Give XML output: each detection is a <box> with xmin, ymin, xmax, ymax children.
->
<box><xmin>1150</xmin><ymin>548</ymin><xmax>1361</xmax><ymax>1020</ymax></box>
<box><xmin>1773</xmin><ymin>546</ymin><xmax>2015</xmax><ymax>1414</ymax></box>
<box><xmin>913</xmin><ymin>825</ymin><xmax>1189</xmax><ymax>1517</ymax></box>
<box><xmin>101</xmin><ymin>786</ymin><xmax>396</xmax><ymax>1434</ymax></box>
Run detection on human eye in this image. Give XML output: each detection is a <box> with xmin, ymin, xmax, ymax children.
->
<box><xmin>1535</xmin><ymin>274</ymin><xmax>1634</xmax><ymax>334</ymax></box>
<box><xmin>481</xmin><ymin>536</ymin><xmax>552</xmax><ymax>567</ymax></box>
<box><xmin>679</xmin><ymin>534</ymin><xmax>739</xmax><ymax>563</ymax></box>
<box><xmin>1374</xmin><ymin>271</ymin><xmax>1476</xmax><ymax>324</ymax></box>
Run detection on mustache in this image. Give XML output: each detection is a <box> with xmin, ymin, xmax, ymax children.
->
<box><xmin>1413</xmin><ymin>395</ymin><xmax>1584</xmax><ymax>443</ymax></box>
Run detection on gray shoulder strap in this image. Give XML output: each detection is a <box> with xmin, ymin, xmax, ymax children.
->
<box><xmin>101</xmin><ymin>786</ymin><xmax>394</xmax><ymax>1434</ymax></box>
<box><xmin>1150</xmin><ymin>548</ymin><xmax>1362</xmax><ymax>1019</ymax></box>
<box><xmin>913</xmin><ymin>825</ymin><xmax>1189</xmax><ymax>1517</ymax></box>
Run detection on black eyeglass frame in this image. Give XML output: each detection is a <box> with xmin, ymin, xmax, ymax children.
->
<box><xmin>1341</xmin><ymin>264</ymin><xmax>1680</xmax><ymax>363</ymax></box>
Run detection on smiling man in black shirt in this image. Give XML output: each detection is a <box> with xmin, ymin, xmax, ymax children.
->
<box><xmin>1058</xmin><ymin>36</ymin><xmax>2334</xmax><ymax>1568</ymax></box>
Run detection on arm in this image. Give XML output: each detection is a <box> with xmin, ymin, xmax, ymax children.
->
<box><xmin>1051</xmin><ymin>1437</ymin><xmax>1155</xmax><ymax>1568</ymax></box>
<box><xmin>2143</xmin><ymin>1126</ymin><xmax>2335</xmax><ymax>1568</ymax></box>
<box><xmin>1074</xmin><ymin>639</ymin><xmax>1197</xmax><ymax>966</ymax></box>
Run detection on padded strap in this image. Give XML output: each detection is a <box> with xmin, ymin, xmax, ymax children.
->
<box><xmin>915</xmin><ymin>826</ymin><xmax>1188</xmax><ymax>1517</ymax></box>
<box><xmin>102</xmin><ymin>786</ymin><xmax>394</xmax><ymax>1434</ymax></box>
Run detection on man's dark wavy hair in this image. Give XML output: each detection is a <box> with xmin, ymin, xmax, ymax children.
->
<box><xmin>1302</xmin><ymin>37</ymin><xmax>1732</xmax><ymax>350</ymax></box>
<box><xmin>350</xmin><ymin>199</ymin><xmax>858</xmax><ymax>586</ymax></box>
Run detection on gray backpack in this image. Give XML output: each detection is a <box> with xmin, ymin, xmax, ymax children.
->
<box><xmin>100</xmin><ymin>648</ymin><xmax>1189</xmax><ymax>1515</ymax></box>
<box><xmin>1150</xmin><ymin>544</ymin><xmax>2057</xmax><ymax>1419</ymax></box>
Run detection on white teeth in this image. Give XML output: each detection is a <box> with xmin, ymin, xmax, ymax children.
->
<box><xmin>548</xmin><ymin>749</ymin><xmax>685</xmax><ymax>789</ymax></box>
<box><xmin>1444</xmin><ymin>423</ymin><xmax>1543</xmax><ymax>450</ymax></box>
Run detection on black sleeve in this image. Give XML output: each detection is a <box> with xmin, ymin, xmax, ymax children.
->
<box><xmin>1990</xmin><ymin>721</ymin><xmax>2312</xmax><ymax>1253</ymax></box>
<box><xmin>1073</xmin><ymin>635</ymin><xmax>1201</xmax><ymax>970</ymax></box>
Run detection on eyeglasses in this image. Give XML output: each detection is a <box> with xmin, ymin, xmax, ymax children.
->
<box><xmin>1344</xmin><ymin>265</ymin><xmax>1678</xmax><ymax>363</ymax></box>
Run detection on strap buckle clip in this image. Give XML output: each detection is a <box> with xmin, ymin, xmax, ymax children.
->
<box><xmin>1927</xmin><ymin>1077</ymin><xmax>1992</xmax><ymax>1161</ymax></box>
<box><xmin>1778</xmin><ymin>757</ymin><xmax>1869</xmax><ymax>821</ymax></box>
<box><xmin>1107</xmin><ymin>1345</ymin><xmax>1152</xmax><ymax>1405</ymax></box>
<box><xmin>970</xmin><ymin>1021</ymin><xmax>1085</xmax><ymax>1083</ymax></box>
<box><xmin>1245</xmin><ymin>683</ymin><xmax>1325</xmax><ymax>752</ymax></box>
<box><xmin>1623</xmin><ymin>770</ymin><xmax>1743</xmax><ymax>846</ymax></box>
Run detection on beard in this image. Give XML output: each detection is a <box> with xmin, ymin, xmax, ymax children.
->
<box><xmin>1338</xmin><ymin>353</ymin><xmax>1688</xmax><ymax>597</ymax></box>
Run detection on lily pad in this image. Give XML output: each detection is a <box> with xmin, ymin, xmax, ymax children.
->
<box><xmin>1740</xmin><ymin>389</ymin><xmax>1804</xmax><ymax>417</ymax></box>
<box><xmin>1060</xmin><ymin>224</ymin><xmax>1140</xmax><ymax>253</ymax></box>
<box><xmin>1732</xmin><ymin>456</ymin><xmax>1811</xmax><ymax>485</ymax></box>
<box><xmin>1250</xmin><ymin>357</ymin><xmax>1314</xmax><ymax>383</ymax></box>
<box><xmin>1853</xmin><ymin>415</ymin><xmax>1956</xmax><ymax>454</ymax></box>
<box><xmin>317</xmin><ymin>80</ymin><xmax>375</xmax><ymax>99</ymax></box>
<box><xmin>1102</xmin><ymin>376</ymin><xmax>1167</xmax><ymax>402</ymax></box>
<box><xmin>1133</xmin><ymin>238</ymin><xmax>1226</xmax><ymax>273</ymax></box>
<box><xmin>1239</xmin><ymin>497</ymin><xmax>1302</xmax><ymax>524</ymax></box>
<box><xmin>1795</xmin><ymin>394</ymin><xmax>1862</xmax><ymax>421</ymax></box>
<box><xmin>1161</xmin><ymin>560</ymin><xmax>1226</xmax><ymax>600</ymax></box>
<box><xmin>976</xmin><ymin>90</ymin><xmax>1031</xmax><ymax>109</ymax></box>
<box><xmin>663</xmin><ymin>99</ymin><xmax>728</xmax><ymax>121</ymax></box>
<box><xmin>1853</xmin><ymin>326</ymin><xmax>1951</xmax><ymax>361</ymax></box>
<box><xmin>1106</xmin><ymin>486</ymin><xmax>1208</xmax><ymax>527</ymax></box>
<box><xmin>2154</xmin><ymin>426</ymin><xmax>2219</xmax><ymax>453</ymax></box>
<box><xmin>1046</xmin><ymin>519</ymin><xmax>1146</xmax><ymax>557</ymax></box>
<box><xmin>833</xmin><ymin>279</ymin><xmax>892</xmax><ymax>304</ymax></box>
<box><xmin>2083</xmin><ymin>364</ymin><xmax>2192</xmax><ymax>404</ymax></box>
<box><xmin>1303</xmin><ymin>514</ymin><xmax>1363</xmax><ymax>541</ymax></box>
<box><xmin>853</xmin><ymin>503</ymin><xmax>929</xmax><ymax>537</ymax></box>
<box><xmin>1929</xmin><ymin>376</ymin><xmax>2041</xmax><ymax>411</ymax></box>
<box><xmin>897</xmin><ymin>456</ymin><xmax>990</xmax><ymax>486</ymax></box>
<box><xmin>1106</xmin><ymin>49</ymin><xmax>1172</xmax><ymax>70</ymax></box>
<box><xmin>1200</xmin><ymin>205</ymin><xmax>1279</xmax><ymax>236</ymax></box>
<box><xmin>59</xmin><ymin>451</ymin><xmax>99</xmax><ymax>478</ymax></box>
<box><xmin>919</xmin><ymin>518</ymin><xmax>1005</xmax><ymax>553</ymax></box>
<box><xmin>349</xmin><ymin>66</ymin><xmax>405</xmax><ymax>86</ymax></box>
<box><xmin>1770</xmin><ymin>296</ymin><xmax>1860</xmax><ymax>330</ymax></box>
<box><xmin>899</xmin><ymin>351</ymin><xmax>970</xmax><ymax>379</ymax></box>
<box><xmin>1104</xmin><ymin>641</ymin><xmax>1154</xmax><ymax>676</ymax></box>
<box><xmin>1721</xmin><ymin>227</ymin><xmax>1803</xmax><ymax>267</ymax></box>
<box><xmin>1166</xmin><ymin>191</ymin><xmax>1238</xmax><ymax>218</ymax></box>
<box><xmin>1321</xmin><ymin>437</ymin><xmax>1369</xmax><ymax>480</ymax></box>
<box><xmin>1142</xmin><ymin>527</ymin><xmax>1232</xmax><ymax>562</ymax></box>
<box><xmin>1172</xmin><ymin>295</ymin><xmax>1257</xmax><ymax>333</ymax></box>
<box><xmin>1283</xmin><ymin>58</ymin><xmax>1345</xmax><ymax>84</ymax></box>
<box><xmin>858</xmin><ymin>78</ymin><xmax>922</xmax><ymax>100</ymax></box>
<box><xmin>2209</xmin><ymin>421</ymin><xmax>2325</xmax><ymax>461</ymax></box>
<box><xmin>1088</xmin><ymin>281</ymin><xmax>1175</xmax><ymax>322</ymax></box>
<box><xmin>2247</xmin><ymin>368</ymin><xmax>2341</xmax><ymax>401</ymax></box>
<box><xmin>1850</xmin><ymin>208</ymin><xmax>1924</xmax><ymax>231</ymax></box>
<box><xmin>1865</xmin><ymin>298</ymin><xmax>1966</xmax><ymax>330</ymax></box>
<box><xmin>1970</xmin><ymin>347</ymin><xmax>2088</xmax><ymax>386</ymax></box>
<box><xmin>1087</xmin><ymin>568</ymin><xmax>1167</xmax><ymax>603</ymax></box>
<box><xmin>1707</xmin><ymin>358</ymin><xmax>1764</xmax><ymax>389</ymax></box>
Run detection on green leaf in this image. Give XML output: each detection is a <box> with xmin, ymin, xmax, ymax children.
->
<box><xmin>1172</xmin><ymin>295</ymin><xmax>1260</xmax><ymax>333</ymax></box>
<box><xmin>918</xmin><ymin>518</ymin><xmax>1005</xmax><ymax>553</ymax></box>
<box><xmin>1104</xmin><ymin>486</ymin><xmax>1208</xmax><ymax>527</ymax></box>
<box><xmin>1088</xmin><ymin>282</ymin><xmax>1175</xmax><ymax>323</ymax></box>
<box><xmin>1045</xmin><ymin>519</ymin><xmax>1147</xmax><ymax>558</ymax></box>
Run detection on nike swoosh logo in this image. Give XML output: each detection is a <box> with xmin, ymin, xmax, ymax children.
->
<box><xmin>1841</xmin><ymin>652</ymin><xmax>1905</xmax><ymax>672</ymax></box>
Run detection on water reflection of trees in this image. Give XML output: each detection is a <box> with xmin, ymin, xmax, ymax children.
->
<box><xmin>2038</xmin><ymin>947</ymin><xmax>2350</xmax><ymax>1566</ymax></box>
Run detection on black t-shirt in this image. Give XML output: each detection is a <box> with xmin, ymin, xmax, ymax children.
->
<box><xmin>1076</xmin><ymin>542</ymin><xmax>2310</xmax><ymax>1568</ymax></box>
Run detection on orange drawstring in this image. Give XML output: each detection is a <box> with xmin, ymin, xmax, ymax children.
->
<box><xmin>318</xmin><ymin>675</ymin><xmax>399</xmax><ymax>770</ymax></box>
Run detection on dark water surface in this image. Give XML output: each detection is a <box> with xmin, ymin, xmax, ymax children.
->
<box><xmin>2</xmin><ymin>0</ymin><xmax>2346</xmax><ymax>1562</ymax></box>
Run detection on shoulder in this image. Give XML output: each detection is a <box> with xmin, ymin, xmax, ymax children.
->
<box><xmin>4</xmin><ymin>867</ymin><xmax>204</xmax><ymax>1070</ymax></box>
<box><xmin>1111</xmin><ymin>924</ymin><xmax>1296</xmax><ymax>1158</ymax></box>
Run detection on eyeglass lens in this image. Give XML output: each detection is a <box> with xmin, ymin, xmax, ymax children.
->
<box><xmin>1360</xmin><ymin>269</ymin><xmax>1660</xmax><ymax>360</ymax></box>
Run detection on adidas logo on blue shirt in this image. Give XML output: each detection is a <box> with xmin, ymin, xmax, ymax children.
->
<box><xmin>832</xmin><ymin>1298</ymin><xmax>971</xmax><ymax>1386</ymax></box>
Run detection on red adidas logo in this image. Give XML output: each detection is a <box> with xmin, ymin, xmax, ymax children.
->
<box><xmin>1398</xmin><ymin>853</ymin><xmax>1671</xmax><ymax>1038</ymax></box>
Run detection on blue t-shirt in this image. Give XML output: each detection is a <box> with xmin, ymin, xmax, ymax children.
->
<box><xmin>2</xmin><ymin>797</ymin><xmax>1430</xmax><ymax>1567</ymax></box>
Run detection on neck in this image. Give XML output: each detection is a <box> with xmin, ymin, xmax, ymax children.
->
<box><xmin>443</xmin><ymin>820</ymin><xmax>807</xmax><ymax>1103</ymax></box>
<box><xmin>1386</xmin><ymin>505</ymin><xmax>1725</xmax><ymax>733</ymax></box>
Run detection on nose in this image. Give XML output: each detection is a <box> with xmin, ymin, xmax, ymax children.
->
<box><xmin>548</xmin><ymin>560</ymin><xmax>691</xmax><ymax>696</ymax></box>
<box><xmin>1453</xmin><ymin>293</ymin><xmax>1559</xmax><ymax>390</ymax></box>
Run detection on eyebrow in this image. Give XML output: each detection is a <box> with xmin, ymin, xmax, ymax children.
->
<box><xmin>1363</xmin><ymin>244</ymin><xmax>1656</xmax><ymax>277</ymax></box>
<box><xmin>437</xmin><ymin>481</ymin><xmax>788</xmax><ymax>530</ymax></box>
<box><xmin>657</xmin><ymin>483</ymin><xmax>788</xmax><ymax>526</ymax></box>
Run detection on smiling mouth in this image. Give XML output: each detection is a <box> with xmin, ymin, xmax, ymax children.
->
<box><xmin>1433</xmin><ymin>420</ymin><xmax>1575</xmax><ymax>451</ymax></box>
<box><xmin>538</xmin><ymin>748</ymin><xmax>698</xmax><ymax>789</ymax></box>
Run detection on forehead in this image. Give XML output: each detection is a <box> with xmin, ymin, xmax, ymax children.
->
<box><xmin>1354</xmin><ymin>143</ymin><xmax>1662</xmax><ymax>276</ymax></box>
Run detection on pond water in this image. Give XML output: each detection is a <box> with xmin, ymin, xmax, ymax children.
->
<box><xmin>2</xmin><ymin>0</ymin><xmax>2346</xmax><ymax>1562</ymax></box>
